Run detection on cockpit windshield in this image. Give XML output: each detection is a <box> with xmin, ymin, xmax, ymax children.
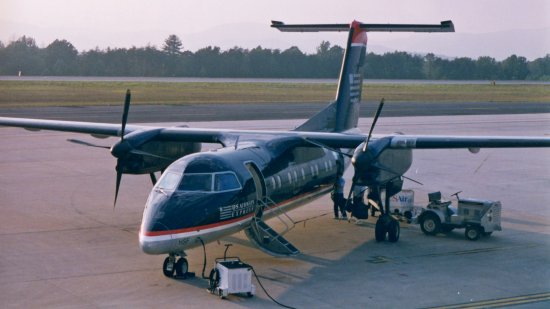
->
<box><xmin>155</xmin><ymin>170</ymin><xmax>241</xmax><ymax>193</ymax></box>
<box><xmin>214</xmin><ymin>172</ymin><xmax>241</xmax><ymax>191</ymax></box>
<box><xmin>179</xmin><ymin>174</ymin><xmax>212</xmax><ymax>191</ymax></box>
<box><xmin>156</xmin><ymin>172</ymin><xmax>182</xmax><ymax>191</ymax></box>
<box><xmin>177</xmin><ymin>172</ymin><xmax>241</xmax><ymax>192</ymax></box>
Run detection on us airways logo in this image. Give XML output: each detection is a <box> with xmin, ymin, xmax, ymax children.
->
<box><xmin>219</xmin><ymin>200</ymin><xmax>256</xmax><ymax>220</ymax></box>
<box><xmin>349</xmin><ymin>73</ymin><xmax>362</xmax><ymax>103</ymax></box>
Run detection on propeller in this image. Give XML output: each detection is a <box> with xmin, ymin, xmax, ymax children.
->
<box><xmin>112</xmin><ymin>89</ymin><xmax>132</xmax><ymax>208</ymax></box>
<box><xmin>344</xmin><ymin>98</ymin><xmax>386</xmax><ymax>215</ymax></box>
<box><xmin>66</xmin><ymin>89</ymin><xmax>172</xmax><ymax>208</ymax></box>
<box><xmin>110</xmin><ymin>91</ymin><xmax>172</xmax><ymax>207</ymax></box>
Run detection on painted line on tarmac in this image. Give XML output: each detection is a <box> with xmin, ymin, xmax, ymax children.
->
<box><xmin>409</xmin><ymin>243</ymin><xmax>539</xmax><ymax>258</ymax></box>
<box><xmin>366</xmin><ymin>244</ymin><xmax>541</xmax><ymax>265</ymax></box>
<box><xmin>424</xmin><ymin>291</ymin><xmax>550</xmax><ymax>309</ymax></box>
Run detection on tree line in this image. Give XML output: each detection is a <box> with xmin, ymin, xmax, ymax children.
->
<box><xmin>0</xmin><ymin>35</ymin><xmax>548</xmax><ymax>80</ymax></box>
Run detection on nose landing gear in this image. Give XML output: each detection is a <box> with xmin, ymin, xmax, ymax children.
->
<box><xmin>162</xmin><ymin>253</ymin><xmax>195</xmax><ymax>279</ymax></box>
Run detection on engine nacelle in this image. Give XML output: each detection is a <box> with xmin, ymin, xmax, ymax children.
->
<box><xmin>351</xmin><ymin>137</ymin><xmax>412</xmax><ymax>187</ymax></box>
<box><xmin>112</xmin><ymin>128</ymin><xmax>201</xmax><ymax>174</ymax></box>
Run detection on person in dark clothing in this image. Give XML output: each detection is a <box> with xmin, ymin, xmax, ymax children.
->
<box><xmin>332</xmin><ymin>177</ymin><xmax>347</xmax><ymax>219</ymax></box>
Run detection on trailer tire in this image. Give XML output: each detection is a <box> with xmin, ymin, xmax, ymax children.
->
<box><xmin>420</xmin><ymin>213</ymin><xmax>440</xmax><ymax>235</ymax></box>
<box><xmin>465</xmin><ymin>225</ymin><xmax>481</xmax><ymax>241</ymax></box>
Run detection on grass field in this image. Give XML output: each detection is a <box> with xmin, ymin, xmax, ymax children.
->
<box><xmin>0</xmin><ymin>80</ymin><xmax>549</xmax><ymax>108</ymax></box>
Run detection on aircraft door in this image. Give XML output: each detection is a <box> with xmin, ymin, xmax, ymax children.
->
<box><xmin>244</xmin><ymin>162</ymin><xmax>266</xmax><ymax>217</ymax></box>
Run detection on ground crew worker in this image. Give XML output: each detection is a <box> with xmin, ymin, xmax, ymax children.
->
<box><xmin>332</xmin><ymin>177</ymin><xmax>347</xmax><ymax>219</ymax></box>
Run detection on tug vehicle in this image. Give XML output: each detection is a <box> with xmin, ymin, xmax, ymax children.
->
<box><xmin>416</xmin><ymin>191</ymin><xmax>502</xmax><ymax>241</ymax></box>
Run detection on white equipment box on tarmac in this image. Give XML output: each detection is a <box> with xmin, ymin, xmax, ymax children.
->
<box><xmin>212</xmin><ymin>259</ymin><xmax>256</xmax><ymax>299</ymax></box>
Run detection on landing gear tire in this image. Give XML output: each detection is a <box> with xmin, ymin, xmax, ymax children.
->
<box><xmin>465</xmin><ymin>225</ymin><xmax>482</xmax><ymax>241</ymax></box>
<box><xmin>420</xmin><ymin>213</ymin><xmax>441</xmax><ymax>236</ymax></box>
<box><xmin>388</xmin><ymin>220</ymin><xmax>400</xmax><ymax>243</ymax></box>
<box><xmin>375</xmin><ymin>217</ymin><xmax>387</xmax><ymax>242</ymax></box>
<box><xmin>175</xmin><ymin>258</ymin><xmax>189</xmax><ymax>278</ymax></box>
<box><xmin>162</xmin><ymin>256</ymin><xmax>175</xmax><ymax>278</ymax></box>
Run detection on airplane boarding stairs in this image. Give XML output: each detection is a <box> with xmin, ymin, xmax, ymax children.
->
<box><xmin>244</xmin><ymin>197</ymin><xmax>300</xmax><ymax>256</ymax></box>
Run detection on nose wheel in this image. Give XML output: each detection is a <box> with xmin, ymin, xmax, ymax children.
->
<box><xmin>162</xmin><ymin>254</ymin><xmax>194</xmax><ymax>279</ymax></box>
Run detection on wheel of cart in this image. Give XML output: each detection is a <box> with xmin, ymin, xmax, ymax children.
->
<box><xmin>419</xmin><ymin>212</ymin><xmax>441</xmax><ymax>235</ymax></box>
<box><xmin>208</xmin><ymin>268</ymin><xmax>220</xmax><ymax>295</ymax></box>
<box><xmin>465</xmin><ymin>224</ymin><xmax>482</xmax><ymax>241</ymax></box>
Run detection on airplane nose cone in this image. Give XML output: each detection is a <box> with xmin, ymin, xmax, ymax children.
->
<box><xmin>139</xmin><ymin>227</ymin><xmax>174</xmax><ymax>255</ymax></box>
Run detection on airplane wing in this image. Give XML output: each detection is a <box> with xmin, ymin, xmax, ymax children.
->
<box><xmin>2</xmin><ymin>117</ymin><xmax>549</xmax><ymax>149</ymax></box>
<box><xmin>0</xmin><ymin>117</ymin><xmax>363</xmax><ymax>146</ymax></box>
<box><xmin>386</xmin><ymin>135</ymin><xmax>550</xmax><ymax>149</ymax></box>
<box><xmin>0</xmin><ymin>117</ymin><xmax>126</xmax><ymax>137</ymax></box>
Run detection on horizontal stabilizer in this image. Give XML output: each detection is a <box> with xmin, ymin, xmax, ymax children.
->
<box><xmin>271</xmin><ymin>20</ymin><xmax>454</xmax><ymax>33</ymax></box>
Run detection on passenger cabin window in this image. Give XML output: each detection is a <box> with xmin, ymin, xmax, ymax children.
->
<box><xmin>177</xmin><ymin>172</ymin><xmax>241</xmax><ymax>192</ymax></box>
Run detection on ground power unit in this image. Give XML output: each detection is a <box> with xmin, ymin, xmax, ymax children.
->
<box><xmin>209</xmin><ymin>258</ymin><xmax>256</xmax><ymax>299</ymax></box>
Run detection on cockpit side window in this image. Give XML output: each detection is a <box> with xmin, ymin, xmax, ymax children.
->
<box><xmin>156</xmin><ymin>172</ymin><xmax>182</xmax><ymax>191</ymax></box>
<box><xmin>214</xmin><ymin>172</ymin><xmax>241</xmax><ymax>192</ymax></box>
<box><xmin>179</xmin><ymin>174</ymin><xmax>212</xmax><ymax>192</ymax></box>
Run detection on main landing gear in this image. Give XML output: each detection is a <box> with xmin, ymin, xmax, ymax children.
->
<box><xmin>375</xmin><ymin>215</ymin><xmax>400</xmax><ymax>243</ymax></box>
<box><xmin>162</xmin><ymin>253</ymin><xmax>195</xmax><ymax>279</ymax></box>
<box><xmin>372</xmin><ymin>182</ymin><xmax>401</xmax><ymax>243</ymax></box>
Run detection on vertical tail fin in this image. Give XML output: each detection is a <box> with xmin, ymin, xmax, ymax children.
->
<box><xmin>271</xmin><ymin>20</ymin><xmax>454</xmax><ymax>133</ymax></box>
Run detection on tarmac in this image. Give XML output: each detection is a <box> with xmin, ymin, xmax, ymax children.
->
<box><xmin>1</xmin><ymin>113</ymin><xmax>549</xmax><ymax>308</ymax></box>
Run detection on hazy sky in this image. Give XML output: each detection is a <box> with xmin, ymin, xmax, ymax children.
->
<box><xmin>1</xmin><ymin>0</ymin><xmax>548</xmax><ymax>60</ymax></box>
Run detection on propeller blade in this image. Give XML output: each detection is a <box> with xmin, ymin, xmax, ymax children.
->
<box><xmin>114</xmin><ymin>168</ymin><xmax>122</xmax><ymax>209</ymax></box>
<box><xmin>373</xmin><ymin>163</ymin><xmax>424</xmax><ymax>185</ymax></box>
<box><xmin>67</xmin><ymin>139</ymin><xmax>110</xmax><ymax>149</ymax></box>
<box><xmin>120</xmin><ymin>89</ymin><xmax>131</xmax><ymax>140</ymax></box>
<box><xmin>150</xmin><ymin>173</ymin><xmax>158</xmax><ymax>185</ymax></box>
<box><xmin>363</xmin><ymin>98</ymin><xmax>385</xmax><ymax>151</ymax></box>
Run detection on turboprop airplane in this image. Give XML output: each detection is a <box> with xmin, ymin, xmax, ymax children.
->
<box><xmin>1</xmin><ymin>20</ymin><xmax>550</xmax><ymax>278</ymax></box>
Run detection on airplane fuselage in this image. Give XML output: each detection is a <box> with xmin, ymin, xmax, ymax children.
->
<box><xmin>139</xmin><ymin>136</ymin><xmax>347</xmax><ymax>255</ymax></box>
